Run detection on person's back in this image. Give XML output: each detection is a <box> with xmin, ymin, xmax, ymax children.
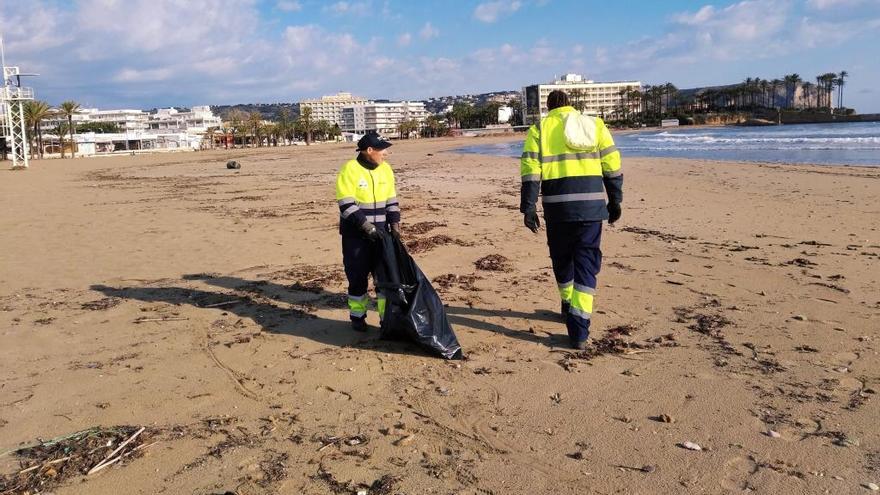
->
<box><xmin>519</xmin><ymin>90</ymin><xmax>623</xmax><ymax>349</ymax></box>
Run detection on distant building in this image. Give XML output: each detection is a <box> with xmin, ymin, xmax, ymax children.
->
<box><xmin>300</xmin><ymin>92</ymin><xmax>369</xmax><ymax>127</ymax></box>
<box><xmin>522</xmin><ymin>73</ymin><xmax>641</xmax><ymax>124</ymax></box>
<box><xmin>147</xmin><ymin>106</ymin><xmax>222</xmax><ymax>133</ymax></box>
<box><xmin>43</xmin><ymin>108</ymin><xmax>149</xmax><ymax>133</ymax></box>
<box><xmin>341</xmin><ymin>101</ymin><xmax>428</xmax><ymax>136</ymax></box>
<box><xmin>38</xmin><ymin>105</ymin><xmax>220</xmax><ymax>156</ymax></box>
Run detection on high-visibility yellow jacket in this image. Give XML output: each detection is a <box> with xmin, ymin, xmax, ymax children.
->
<box><xmin>336</xmin><ymin>154</ymin><xmax>400</xmax><ymax>236</ymax></box>
<box><xmin>520</xmin><ymin>106</ymin><xmax>623</xmax><ymax>223</ymax></box>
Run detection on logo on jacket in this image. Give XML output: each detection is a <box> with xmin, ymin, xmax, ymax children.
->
<box><xmin>358</xmin><ymin>178</ymin><xmax>368</xmax><ymax>189</ymax></box>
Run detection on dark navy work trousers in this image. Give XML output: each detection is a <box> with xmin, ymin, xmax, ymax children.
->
<box><xmin>546</xmin><ymin>221</ymin><xmax>603</xmax><ymax>344</ymax></box>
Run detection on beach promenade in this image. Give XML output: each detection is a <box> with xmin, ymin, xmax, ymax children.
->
<box><xmin>1</xmin><ymin>137</ymin><xmax>878</xmax><ymax>493</ymax></box>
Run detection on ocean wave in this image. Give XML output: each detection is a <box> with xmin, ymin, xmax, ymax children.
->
<box><xmin>636</xmin><ymin>135</ymin><xmax>880</xmax><ymax>145</ymax></box>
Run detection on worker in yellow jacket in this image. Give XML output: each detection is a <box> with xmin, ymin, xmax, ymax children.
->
<box><xmin>335</xmin><ymin>132</ymin><xmax>400</xmax><ymax>332</ymax></box>
<box><xmin>520</xmin><ymin>90</ymin><xmax>623</xmax><ymax>349</ymax></box>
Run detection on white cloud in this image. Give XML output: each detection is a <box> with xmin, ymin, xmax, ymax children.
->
<box><xmin>325</xmin><ymin>1</ymin><xmax>369</xmax><ymax>15</ymax></box>
<box><xmin>277</xmin><ymin>0</ymin><xmax>302</xmax><ymax>12</ymax></box>
<box><xmin>670</xmin><ymin>0</ymin><xmax>788</xmax><ymax>43</ymax></box>
<box><xmin>671</xmin><ymin>5</ymin><xmax>715</xmax><ymax>25</ymax></box>
<box><xmin>473</xmin><ymin>1</ymin><xmax>522</xmax><ymax>23</ymax></box>
<box><xmin>113</xmin><ymin>67</ymin><xmax>174</xmax><ymax>82</ymax></box>
<box><xmin>419</xmin><ymin>22</ymin><xmax>439</xmax><ymax>40</ymax></box>
<box><xmin>806</xmin><ymin>0</ymin><xmax>867</xmax><ymax>9</ymax></box>
<box><xmin>4</xmin><ymin>0</ymin><xmax>878</xmax><ymax>112</ymax></box>
<box><xmin>796</xmin><ymin>15</ymin><xmax>880</xmax><ymax>47</ymax></box>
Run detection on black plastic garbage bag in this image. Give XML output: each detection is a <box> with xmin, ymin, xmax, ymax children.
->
<box><xmin>373</xmin><ymin>232</ymin><xmax>463</xmax><ymax>360</ymax></box>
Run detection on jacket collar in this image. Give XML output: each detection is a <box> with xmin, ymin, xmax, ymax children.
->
<box><xmin>356</xmin><ymin>153</ymin><xmax>380</xmax><ymax>170</ymax></box>
<box><xmin>547</xmin><ymin>106</ymin><xmax>576</xmax><ymax>117</ymax></box>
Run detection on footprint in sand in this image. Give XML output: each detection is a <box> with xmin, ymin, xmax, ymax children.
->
<box><xmin>830</xmin><ymin>351</ymin><xmax>860</xmax><ymax>367</ymax></box>
<box><xmin>721</xmin><ymin>455</ymin><xmax>758</xmax><ymax>491</ymax></box>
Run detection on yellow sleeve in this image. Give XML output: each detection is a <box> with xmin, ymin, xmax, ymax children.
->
<box><xmin>520</xmin><ymin>124</ymin><xmax>541</xmax><ymax>179</ymax></box>
<box><xmin>596</xmin><ymin>119</ymin><xmax>621</xmax><ymax>176</ymax></box>
<box><xmin>336</xmin><ymin>163</ymin><xmax>357</xmax><ymax>201</ymax></box>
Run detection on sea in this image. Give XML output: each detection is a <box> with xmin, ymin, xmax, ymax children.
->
<box><xmin>453</xmin><ymin>121</ymin><xmax>880</xmax><ymax>167</ymax></box>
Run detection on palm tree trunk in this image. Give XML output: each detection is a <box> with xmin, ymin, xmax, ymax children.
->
<box><xmin>68</xmin><ymin>116</ymin><xmax>76</xmax><ymax>158</ymax></box>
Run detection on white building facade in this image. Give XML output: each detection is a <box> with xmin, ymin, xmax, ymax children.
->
<box><xmin>341</xmin><ymin>101</ymin><xmax>428</xmax><ymax>136</ymax></box>
<box><xmin>147</xmin><ymin>106</ymin><xmax>222</xmax><ymax>133</ymax></box>
<box><xmin>39</xmin><ymin>105</ymin><xmax>221</xmax><ymax>156</ymax></box>
<box><xmin>300</xmin><ymin>92</ymin><xmax>369</xmax><ymax>127</ymax></box>
<box><xmin>522</xmin><ymin>73</ymin><xmax>641</xmax><ymax>124</ymax></box>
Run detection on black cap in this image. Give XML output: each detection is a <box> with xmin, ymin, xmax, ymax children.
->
<box><xmin>356</xmin><ymin>132</ymin><xmax>392</xmax><ymax>151</ymax></box>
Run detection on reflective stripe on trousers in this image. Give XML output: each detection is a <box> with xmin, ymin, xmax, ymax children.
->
<box><xmin>546</xmin><ymin>221</ymin><xmax>602</xmax><ymax>344</ymax></box>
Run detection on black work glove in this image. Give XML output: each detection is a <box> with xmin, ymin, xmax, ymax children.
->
<box><xmin>390</xmin><ymin>223</ymin><xmax>401</xmax><ymax>241</ymax></box>
<box><xmin>607</xmin><ymin>202</ymin><xmax>621</xmax><ymax>225</ymax></box>
<box><xmin>523</xmin><ymin>209</ymin><xmax>541</xmax><ymax>233</ymax></box>
<box><xmin>361</xmin><ymin>221</ymin><xmax>379</xmax><ymax>241</ymax></box>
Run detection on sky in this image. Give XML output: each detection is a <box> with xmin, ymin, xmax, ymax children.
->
<box><xmin>1</xmin><ymin>0</ymin><xmax>879</xmax><ymax>111</ymax></box>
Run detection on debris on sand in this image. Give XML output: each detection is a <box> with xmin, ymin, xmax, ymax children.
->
<box><xmin>557</xmin><ymin>334</ymin><xmax>654</xmax><ymax>370</ymax></box>
<box><xmin>785</xmin><ymin>258</ymin><xmax>817</xmax><ymax>267</ymax></box>
<box><xmin>226</xmin><ymin>160</ymin><xmax>241</xmax><ymax>169</ymax></box>
<box><xmin>622</xmin><ymin>226</ymin><xmax>692</xmax><ymax>243</ymax></box>
<box><xmin>256</xmin><ymin>451</ymin><xmax>289</xmax><ymax>487</ymax></box>
<box><xmin>432</xmin><ymin>273</ymin><xmax>482</xmax><ymax>293</ymax></box>
<box><xmin>313</xmin><ymin>467</ymin><xmax>399</xmax><ymax>495</ymax></box>
<box><xmin>80</xmin><ymin>297</ymin><xmax>122</xmax><ymax>311</ymax></box>
<box><xmin>606</xmin><ymin>324</ymin><xmax>640</xmax><ymax>337</ymax></box>
<box><xmin>407</xmin><ymin>221</ymin><xmax>447</xmax><ymax>235</ymax></box>
<box><xmin>406</xmin><ymin>235</ymin><xmax>470</xmax><ymax>254</ymax></box>
<box><xmin>0</xmin><ymin>426</ymin><xmax>155</xmax><ymax>494</ymax></box>
<box><xmin>674</xmin><ymin>305</ymin><xmax>732</xmax><ymax>338</ymax></box>
<box><xmin>474</xmin><ymin>254</ymin><xmax>512</xmax><ymax>272</ymax></box>
<box><xmin>679</xmin><ymin>441</ymin><xmax>702</xmax><ymax>451</ymax></box>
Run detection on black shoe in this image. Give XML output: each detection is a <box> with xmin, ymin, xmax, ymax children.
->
<box><xmin>570</xmin><ymin>338</ymin><xmax>589</xmax><ymax>350</ymax></box>
<box><xmin>351</xmin><ymin>318</ymin><xmax>368</xmax><ymax>332</ymax></box>
<box><xmin>561</xmin><ymin>301</ymin><xmax>571</xmax><ymax>321</ymax></box>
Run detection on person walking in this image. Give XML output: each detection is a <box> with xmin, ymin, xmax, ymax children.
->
<box><xmin>520</xmin><ymin>90</ymin><xmax>623</xmax><ymax>349</ymax></box>
<box><xmin>335</xmin><ymin>132</ymin><xmax>401</xmax><ymax>332</ymax></box>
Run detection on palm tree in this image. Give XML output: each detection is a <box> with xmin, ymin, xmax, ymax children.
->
<box><xmin>203</xmin><ymin>126</ymin><xmax>217</xmax><ymax>149</ymax></box>
<box><xmin>836</xmin><ymin>70</ymin><xmax>848</xmax><ymax>110</ymax></box>
<box><xmin>277</xmin><ymin>108</ymin><xmax>292</xmax><ymax>145</ymax></box>
<box><xmin>58</xmin><ymin>101</ymin><xmax>81</xmax><ymax>158</ymax></box>
<box><xmin>225</xmin><ymin>109</ymin><xmax>247</xmax><ymax>148</ymax></box>
<box><xmin>23</xmin><ymin>100</ymin><xmax>53</xmax><ymax>159</ymax></box>
<box><xmin>298</xmin><ymin>106</ymin><xmax>314</xmax><ymax>144</ymax></box>
<box><xmin>817</xmin><ymin>73</ymin><xmax>837</xmax><ymax>110</ymax></box>
<box><xmin>759</xmin><ymin>79</ymin><xmax>769</xmax><ymax>108</ymax></box>
<box><xmin>801</xmin><ymin>82</ymin><xmax>815</xmax><ymax>109</ymax></box>
<box><xmin>247</xmin><ymin>111</ymin><xmax>262</xmax><ymax>147</ymax></box>
<box><xmin>52</xmin><ymin>122</ymin><xmax>68</xmax><ymax>157</ymax></box>
<box><xmin>782</xmin><ymin>74</ymin><xmax>801</xmax><ymax>109</ymax></box>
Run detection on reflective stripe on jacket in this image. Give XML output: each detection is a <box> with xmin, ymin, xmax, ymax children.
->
<box><xmin>520</xmin><ymin>106</ymin><xmax>623</xmax><ymax>223</ymax></box>
<box><xmin>335</xmin><ymin>157</ymin><xmax>400</xmax><ymax>236</ymax></box>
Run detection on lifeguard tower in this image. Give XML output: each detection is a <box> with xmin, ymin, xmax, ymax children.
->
<box><xmin>1</xmin><ymin>35</ymin><xmax>34</xmax><ymax>170</ymax></box>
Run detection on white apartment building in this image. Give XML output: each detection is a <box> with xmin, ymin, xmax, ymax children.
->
<box><xmin>300</xmin><ymin>92</ymin><xmax>369</xmax><ymax>127</ymax></box>
<box><xmin>38</xmin><ymin>105</ymin><xmax>219</xmax><ymax>156</ymax></box>
<box><xmin>522</xmin><ymin>73</ymin><xmax>641</xmax><ymax>124</ymax></box>
<box><xmin>147</xmin><ymin>106</ymin><xmax>222</xmax><ymax>133</ymax></box>
<box><xmin>341</xmin><ymin>101</ymin><xmax>428</xmax><ymax>136</ymax></box>
<box><xmin>42</xmin><ymin>108</ymin><xmax>149</xmax><ymax>133</ymax></box>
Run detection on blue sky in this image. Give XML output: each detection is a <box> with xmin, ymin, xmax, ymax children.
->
<box><xmin>2</xmin><ymin>0</ymin><xmax>879</xmax><ymax>111</ymax></box>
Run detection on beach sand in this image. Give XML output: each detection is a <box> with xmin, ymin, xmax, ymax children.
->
<box><xmin>1</xmin><ymin>137</ymin><xmax>878</xmax><ymax>494</ymax></box>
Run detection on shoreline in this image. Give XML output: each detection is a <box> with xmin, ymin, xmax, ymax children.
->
<box><xmin>1</xmin><ymin>142</ymin><xmax>878</xmax><ymax>494</ymax></box>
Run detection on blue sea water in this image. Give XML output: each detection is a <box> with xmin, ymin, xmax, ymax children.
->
<box><xmin>454</xmin><ymin>121</ymin><xmax>880</xmax><ymax>167</ymax></box>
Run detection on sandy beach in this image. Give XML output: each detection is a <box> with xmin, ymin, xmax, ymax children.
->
<box><xmin>1</xmin><ymin>137</ymin><xmax>878</xmax><ymax>494</ymax></box>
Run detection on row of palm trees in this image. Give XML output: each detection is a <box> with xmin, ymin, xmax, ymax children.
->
<box><xmin>22</xmin><ymin>100</ymin><xmax>82</xmax><ymax>159</ymax></box>
<box><xmin>607</xmin><ymin>71</ymin><xmax>850</xmax><ymax>125</ymax></box>
<box><xmin>212</xmin><ymin>106</ymin><xmax>342</xmax><ymax>149</ymax></box>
